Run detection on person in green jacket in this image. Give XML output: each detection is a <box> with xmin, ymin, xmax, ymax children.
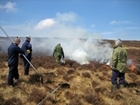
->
<box><xmin>53</xmin><ymin>43</ymin><xmax>65</xmax><ymax>65</ymax></box>
<box><xmin>111</xmin><ymin>39</ymin><xmax>127</xmax><ymax>92</ymax></box>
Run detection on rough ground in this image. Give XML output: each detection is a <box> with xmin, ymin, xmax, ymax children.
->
<box><xmin>0</xmin><ymin>40</ymin><xmax>140</xmax><ymax>105</ymax></box>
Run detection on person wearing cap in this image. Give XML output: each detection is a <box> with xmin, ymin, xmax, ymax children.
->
<box><xmin>21</xmin><ymin>35</ymin><xmax>32</xmax><ymax>75</ymax></box>
<box><xmin>7</xmin><ymin>37</ymin><xmax>25</xmax><ymax>86</ymax></box>
<box><xmin>110</xmin><ymin>38</ymin><xmax>127</xmax><ymax>92</ymax></box>
<box><xmin>53</xmin><ymin>43</ymin><xmax>65</xmax><ymax>65</ymax></box>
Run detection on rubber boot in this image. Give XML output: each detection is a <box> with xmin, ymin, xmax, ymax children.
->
<box><xmin>110</xmin><ymin>84</ymin><xmax>117</xmax><ymax>93</ymax></box>
<box><xmin>120</xmin><ymin>84</ymin><xmax>125</xmax><ymax>88</ymax></box>
<box><xmin>14</xmin><ymin>79</ymin><xmax>20</xmax><ymax>86</ymax></box>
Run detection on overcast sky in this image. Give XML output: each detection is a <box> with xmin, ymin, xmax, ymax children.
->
<box><xmin>0</xmin><ymin>0</ymin><xmax>140</xmax><ymax>40</ymax></box>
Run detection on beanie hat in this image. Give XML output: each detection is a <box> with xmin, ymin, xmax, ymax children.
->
<box><xmin>26</xmin><ymin>35</ymin><xmax>30</xmax><ymax>38</ymax></box>
<box><xmin>115</xmin><ymin>38</ymin><xmax>121</xmax><ymax>46</ymax></box>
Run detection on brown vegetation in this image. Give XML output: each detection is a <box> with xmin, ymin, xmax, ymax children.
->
<box><xmin>0</xmin><ymin>40</ymin><xmax>140</xmax><ymax>105</ymax></box>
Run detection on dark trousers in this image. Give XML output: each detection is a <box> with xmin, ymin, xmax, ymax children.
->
<box><xmin>55</xmin><ymin>55</ymin><xmax>61</xmax><ymax>64</ymax></box>
<box><xmin>111</xmin><ymin>69</ymin><xmax>125</xmax><ymax>85</ymax></box>
<box><xmin>23</xmin><ymin>57</ymin><xmax>31</xmax><ymax>75</ymax></box>
<box><xmin>8</xmin><ymin>65</ymin><xmax>19</xmax><ymax>85</ymax></box>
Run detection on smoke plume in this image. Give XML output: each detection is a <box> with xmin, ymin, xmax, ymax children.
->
<box><xmin>30</xmin><ymin>37</ymin><xmax>113</xmax><ymax>64</ymax></box>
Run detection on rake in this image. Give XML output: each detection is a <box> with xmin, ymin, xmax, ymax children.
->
<box><xmin>0</xmin><ymin>26</ymin><xmax>43</xmax><ymax>84</ymax></box>
<box><xmin>37</xmin><ymin>83</ymin><xmax>70</xmax><ymax>105</ymax></box>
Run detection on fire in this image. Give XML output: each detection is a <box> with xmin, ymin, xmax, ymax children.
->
<box><xmin>129</xmin><ymin>62</ymin><xmax>136</xmax><ymax>72</ymax></box>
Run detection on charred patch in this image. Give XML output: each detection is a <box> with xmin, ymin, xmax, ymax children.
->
<box><xmin>69</xmin><ymin>99</ymin><xmax>82</xmax><ymax>105</ymax></box>
<box><xmin>0</xmin><ymin>82</ymin><xmax>7</xmax><ymax>88</ymax></box>
<box><xmin>84</xmin><ymin>93</ymin><xmax>105</xmax><ymax>105</ymax></box>
<box><xmin>29</xmin><ymin>88</ymin><xmax>45</xmax><ymax>103</ymax></box>
<box><xmin>114</xmin><ymin>93</ymin><xmax>125</xmax><ymax>100</ymax></box>
<box><xmin>136</xmin><ymin>67</ymin><xmax>140</xmax><ymax>75</ymax></box>
<box><xmin>106</xmin><ymin>90</ymin><xmax>125</xmax><ymax>100</ymax></box>
<box><xmin>128</xmin><ymin>73</ymin><xmax>138</xmax><ymax>81</ymax></box>
<box><xmin>90</xmin><ymin>61</ymin><xmax>103</xmax><ymax>70</ymax></box>
<box><xmin>46</xmin><ymin>97</ymin><xmax>57</xmax><ymax>104</ymax></box>
<box><xmin>64</xmin><ymin>91</ymin><xmax>73</xmax><ymax>99</ymax></box>
<box><xmin>56</xmin><ymin>69</ymin><xmax>66</xmax><ymax>75</ymax></box>
<box><xmin>67</xmin><ymin>69</ymin><xmax>75</xmax><ymax>75</ymax></box>
<box><xmin>29</xmin><ymin>74</ymin><xmax>43</xmax><ymax>84</ymax></box>
<box><xmin>82</xmin><ymin>72</ymin><xmax>91</xmax><ymax>78</ymax></box>
<box><xmin>0</xmin><ymin>53</ymin><xmax>7</xmax><ymax>62</ymax></box>
<box><xmin>4</xmin><ymin>97</ymin><xmax>22</xmax><ymax>105</ymax></box>
<box><xmin>44</xmin><ymin>78</ymin><xmax>54</xmax><ymax>84</ymax></box>
<box><xmin>68</xmin><ymin>94</ymin><xmax>84</xmax><ymax>105</ymax></box>
<box><xmin>125</xmin><ymin>81</ymin><xmax>140</xmax><ymax>88</ymax></box>
<box><xmin>43</xmin><ymin>72</ymin><xmax>56</xmax><ymax>84</ymax></box>
<box><xmin>94</xmin><ymin>87</ymin><xmax>107</xmax><ymax>94</ymax></box>
<box><xmin>0</xmin><ymin>94</ymin><xmax>5</xmax><ymax>105</ymax></box>
<box><xmin>65</xmin><ymin>60</ymin><xmax>78</xmax><ymax>68</ymax></box>
<box><xmin>61</xmin><ymin>83</ymin><xmax>70</xmax><ymax>88</ymax></box>
<box><xmin>65</xmin><ymin>60</ymin><xmax>74</xmax><ymax>67</ymax></box>
<box><xmin>92</xmin><ymin>80</ymin><xmax>99</xmax><ymax>87</ymax></box>
<box><xmin>77</xmin><ymin>64</ymin><xmax>92</xmax><ymax>70</ymax></box>
<box><xmin>0</xmin><ymin>74</ymin><xmax>7</xmax><ymax>80</ymax></box>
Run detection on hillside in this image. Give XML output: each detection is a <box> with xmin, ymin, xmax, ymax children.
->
<box><xmin>0</xmin><ymin>39</ymin><xmax>140</xmax><ymax>105</ymax></box>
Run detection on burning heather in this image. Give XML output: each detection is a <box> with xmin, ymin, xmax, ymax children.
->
<box><xmin>0</xmin><ymin>38</ymin><xmax>140</xmax><ymax>105</ymax></box>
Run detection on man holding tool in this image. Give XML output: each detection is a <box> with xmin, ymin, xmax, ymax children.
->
<box><xmin>0</xmin><ymin>26</ymin><xmax>43</xmax><ymax>84</ymax></box>
<box><xmin>7</xmin><ymin>37</ymin><xmax>25</xmax><ymax>87</ymax></box>
<box><xmin>53</xmin><ymin>43</ymin><xmax>65</xmax><ymax>65</ymax></box>
<box><xmin>21</xmin><ymin>35</ymin><xmax>32</xmax><ymax>75</ymax></box>
<box><xmin>110</xmin><ymin>39</ymin><xmax>127</xmax><ymax>92</ymax></box>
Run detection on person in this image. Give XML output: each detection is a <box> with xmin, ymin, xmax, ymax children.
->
<box><xmin>21</xmin><ymin>35</ymin><xmax>32</xmax><ymax>75</ymax></box>
<box><xmin>110</xmin><ymin>38</ymin><xmax>127</xmax><ymax>92</ymax></box>
<box><xmin>53</xmin><ymin>43</ymin><xmax>65</xmax><ymax>65</ymax></box>
<box><xmin>7</xmin><ymin>37</ymin><xmax>24</xmax><ymax>86</ymax></box>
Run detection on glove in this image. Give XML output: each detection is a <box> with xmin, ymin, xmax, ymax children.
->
<box><xmin>61</xmin><ymin>58</ymin><xmax>65</xmax><ymax>63</ymax></box>
<box><xmin>26</xmin><ymin>50</ymin><xmax>30</xmax><ymax>54</ymax></box>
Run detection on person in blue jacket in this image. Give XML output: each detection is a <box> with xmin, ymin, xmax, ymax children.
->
<box><xmin>8</xmin><ymin>37</ymin><xmax>24</xmax><ymax>86</ymax></box>
<box><xmin>21</xmin><ymin>35</ymin><xmax>32</xmax><ymax>75</ymax></box>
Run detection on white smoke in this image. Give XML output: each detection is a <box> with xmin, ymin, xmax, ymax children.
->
<box><xmin>0</xmin><ymin>12</ymin><xmax>113</xmax><ymax>64</ymax></box>
<box><xmin>30</xmin><ymin>37</ymin><xmax>113</xmax><ymax>65</ymax></box>
<box><xmin>0</xmin><ymin>35</ymin><xmax>113</xmax><ymax>65</ymax></box>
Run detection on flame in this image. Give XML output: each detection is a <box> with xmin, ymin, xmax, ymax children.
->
<box><xmin>129</xmin><ymin>62</ymin><xmax>136</xmax><ymax>72</ymax></box>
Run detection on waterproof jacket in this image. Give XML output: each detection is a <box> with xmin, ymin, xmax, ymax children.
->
<box><xmin>53</xmin><ymin>44</ymin><xmax>64</xmax><ymax>58</ymax></box>
<box><xmin>22</xmin><ymin>40</ymin><xmax>32</xmax><ymax>58</ymax></box>
<box><xmin>111</xmin><ymin>45</ymin><xmax>127</xmax><ymax>73</ymax></box>
<box><xmin>8</xmin><ymin>43</ymin><xmax>24</xmax><ymax>66</ymax></box>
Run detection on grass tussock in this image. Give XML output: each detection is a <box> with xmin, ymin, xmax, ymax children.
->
<box><xmin>82</xmin><ymin>72</ymin><xmax>91</xmax><ymax>78</ymax></box>
<box><xmin>0</xmin><ymin>40</ymin><xmax>140</xmax><ymax>105</ymax></box>
<box><xmin>4</xmin><ymin>97</ymin><xmax>22</xmax><ymax>105</ymax></box>
<box><xmin>29</xmin><ymin>88</ymin><xmax>45</xmax><ymax>103</ymax></box>
<box><xmin>85</xmin><ymin>93</ymin><xmax>105</xmax><ymax>105</ymax></box>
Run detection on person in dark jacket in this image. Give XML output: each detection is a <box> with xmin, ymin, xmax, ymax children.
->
<box><xmin>8</xmin><ymin>37</ymin><xmax>24</xmax><ymax>86</ymax></box>
<box><xmin>111</xmin><ymin>39</ymin><xmax>127</xmax><ymax>92</ymax></box>
<box><xmin>53</xmin><ymin>43</ymin><xmax>64</xmax><ymax>65</ymax></box>
<box><xmin>21</xmin><ymin>35</ymin><xmax>32</xmax><ymax>75</ymax></box>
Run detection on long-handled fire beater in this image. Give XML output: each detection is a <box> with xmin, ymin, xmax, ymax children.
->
<box><xmin>0</xmin><ymin>26</ymin><xmax>43</xmax><ymax>84</ymax></box>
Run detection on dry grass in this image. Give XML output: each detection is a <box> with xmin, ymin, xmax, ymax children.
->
<box><xmin>0</xmin><ymin>40</ymin><xmax>140</xmax><ymax>105</ymax></box>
